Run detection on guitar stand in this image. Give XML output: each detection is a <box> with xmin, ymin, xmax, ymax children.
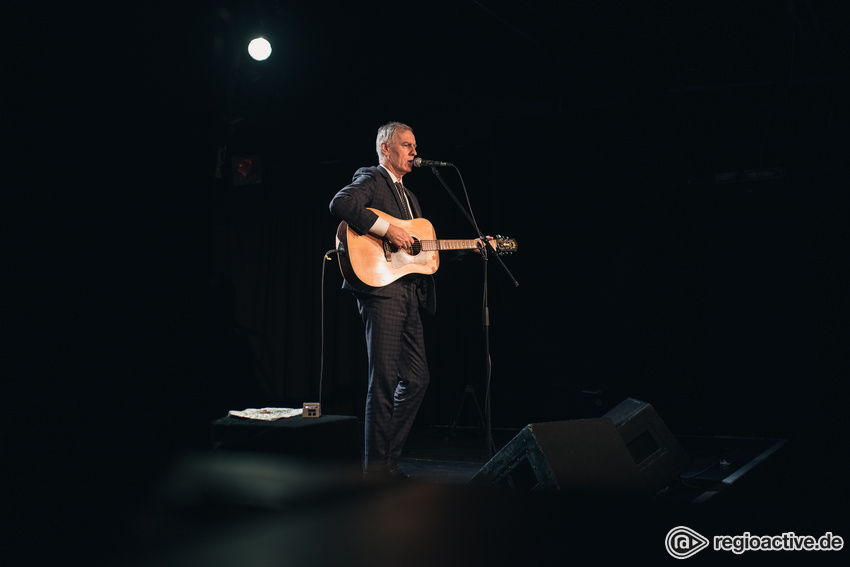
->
<box><xmin>447</xmin><ymin>384</ymin><xmax>488</xmax><ymax>442</ymax></box>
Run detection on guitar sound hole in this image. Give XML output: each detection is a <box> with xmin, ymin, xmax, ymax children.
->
<box><xmin>408</xmin><ymin>239</ymin><xmax>422</xmax><ymax>255</ymax></box>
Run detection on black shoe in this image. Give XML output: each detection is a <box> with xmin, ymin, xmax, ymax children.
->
<box><xmin>387</xmin><ymin>467</ymin><xmax>409</xmax><ymax>480</ymax></box>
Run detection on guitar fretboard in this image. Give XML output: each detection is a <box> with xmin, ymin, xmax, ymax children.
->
<box><xmin>419</xmin><ymin>240</ymin><xmax>479</xmax><ymax>251</ymax></box>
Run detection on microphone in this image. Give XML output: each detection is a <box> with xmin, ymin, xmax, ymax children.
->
<box><xmin>413</xmin><ymin>157</ymin><xmax>453</xmax><ymax>168</ymax></box>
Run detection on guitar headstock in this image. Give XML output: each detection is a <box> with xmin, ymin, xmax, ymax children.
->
<box><xmin>491</xmin><ymin>235</ymin><xmax>518</xmax><ymax>255</ymax></box>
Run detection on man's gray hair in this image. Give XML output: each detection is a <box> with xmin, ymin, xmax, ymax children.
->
<box><xmin>376</xmin><ymin>122</ymin><xmax>413</xmax><ymax>160</ymax></box>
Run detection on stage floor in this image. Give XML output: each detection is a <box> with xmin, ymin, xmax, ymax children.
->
<box><xmin>110</xmin><ymin>421</ymin><xmax>843</xmax><ymax>567</ymax></box>
<box><xmin>398</xmin><ymin>424</ymin><xmax>788</xmax><ymax>503</ymax></box>
<box><xmin>394</xmin><ymin>424</ymin><xmax>847</xmax><ymax>557</ymax></box>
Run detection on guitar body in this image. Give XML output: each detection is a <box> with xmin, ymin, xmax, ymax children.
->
<box><xmin>336</xmin><ymin>209</ymin><xmax>440</xmax><ymax>291</ymax></box>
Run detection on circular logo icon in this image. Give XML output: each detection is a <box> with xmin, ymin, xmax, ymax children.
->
<box><xmin>665</xmin><ymin>526</ymin><xmax>710</xmax><ymax>559</ymax></box>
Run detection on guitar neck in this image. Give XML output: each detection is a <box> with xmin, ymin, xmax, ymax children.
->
<box><xmin>420</xmin><ymin>239</ymin><xmax>481</xmax><ymax>251</ymax></box>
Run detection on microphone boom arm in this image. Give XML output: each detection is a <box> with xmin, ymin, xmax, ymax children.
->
<box><xmin>428</xmin><ymin>166</ymin><xmax>519</xmax><ymax>288</ymax></box>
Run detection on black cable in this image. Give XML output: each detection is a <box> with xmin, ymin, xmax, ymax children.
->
<box><xmin>319</xmin><ymin>249</ymin><xmax>338</xmax><ymax>409</ymax></box>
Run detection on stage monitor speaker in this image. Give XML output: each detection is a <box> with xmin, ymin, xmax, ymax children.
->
<box><xmin>603</xmin><ymin>398</ymin><xmax>691</xmax><ymax>495</ymax></box>
<box><xmin>469</xmin><ymin>417</ymin><xmax>646</xmax><ymax>493</ymax></box>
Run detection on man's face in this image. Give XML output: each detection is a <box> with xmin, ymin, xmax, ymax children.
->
<box><xmin>381</xmin><ymin>129</ymin><xmax>417</xmax><ymax>178</ymax></box>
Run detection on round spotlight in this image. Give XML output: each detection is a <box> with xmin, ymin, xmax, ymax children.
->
<box><xmin>247</xmin><ymin>37</ymin><xmax>272</xmax><ymax>61</ymax></box>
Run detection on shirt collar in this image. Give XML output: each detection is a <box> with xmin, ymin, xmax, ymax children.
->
<box><xmin>379</xmin><ymin>164</ymin><xmax>401</xmax><ymax>185</ymax></box>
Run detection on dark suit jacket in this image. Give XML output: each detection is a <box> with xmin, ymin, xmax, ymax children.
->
<box><xmin>330</xmin><ymin>166</ymin><xmax>436</xmax><ymax>313</ymax></box>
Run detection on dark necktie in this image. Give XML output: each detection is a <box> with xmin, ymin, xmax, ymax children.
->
<box><xmin>395</xmin><ymin>181</ymin><xmax>412</xmax><ymax>219</ymax></box>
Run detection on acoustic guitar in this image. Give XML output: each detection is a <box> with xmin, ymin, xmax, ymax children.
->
<box><xmin>335</xmin><ymin>208</ymin><xmax>517</xmax><ymax>290</ymax></box>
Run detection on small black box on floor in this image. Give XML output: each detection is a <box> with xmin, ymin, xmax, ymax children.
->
<box><xmin>211</xmin><ymin>414</ymin><xmax>360</xmax><ymax>463</ymax></box>
<box><xmin>603</xmin><ymin>398</ymin><xmax>691</xmax><ymax>495</ymax></box>
<box><xmin>470</xmin><ymin>418</ymin><xmax>646</xmax><ymax>493</ymax></box>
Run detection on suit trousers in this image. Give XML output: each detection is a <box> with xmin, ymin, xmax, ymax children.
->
<box><xmin>355</xmin><ymin>278</ymin><xmax>430</xmax><ymax>472</ymax></box>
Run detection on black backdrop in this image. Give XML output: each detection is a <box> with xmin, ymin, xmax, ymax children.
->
<box><xmin>208</xmin><ymin>83</ymin><xmax>845</xmax><ymax>438</ymax></box>
<box><xmin>11</xmin><ymin>2</ymin><xmax>848</xmax><ymax>562</ymax></box>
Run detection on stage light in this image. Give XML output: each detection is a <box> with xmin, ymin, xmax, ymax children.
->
<box><xmin>247</xmin><ymin>37</ymin><xmax>272</xmax><ymax>61</ymax></box>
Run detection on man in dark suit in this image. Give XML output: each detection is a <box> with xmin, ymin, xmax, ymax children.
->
<box><xmin>330</xmin><ymin>122</ymin><xmax>435</xmax><ymax>478</ymax></box>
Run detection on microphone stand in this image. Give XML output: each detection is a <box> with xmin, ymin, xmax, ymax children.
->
<box><xmin>428</xmin><ymin>165</ymin><xmax>518</xmax><ymax>458</ymax></box>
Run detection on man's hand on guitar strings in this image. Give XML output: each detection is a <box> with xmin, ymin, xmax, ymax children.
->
<box><xmin>385</xmin><ymin>224</ymin><xmax>414</xmax><ymax>249</ymax></box>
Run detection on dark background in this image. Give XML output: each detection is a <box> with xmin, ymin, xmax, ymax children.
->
<box><xmin>202</xmin><ymin>0</ymin><xmax>848</xmax><ymax>437</ymax></box>
<box><xmin>10</xmin><ymin>0</ymin><xmax>848</xmax><ymax>563</ymax></box>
